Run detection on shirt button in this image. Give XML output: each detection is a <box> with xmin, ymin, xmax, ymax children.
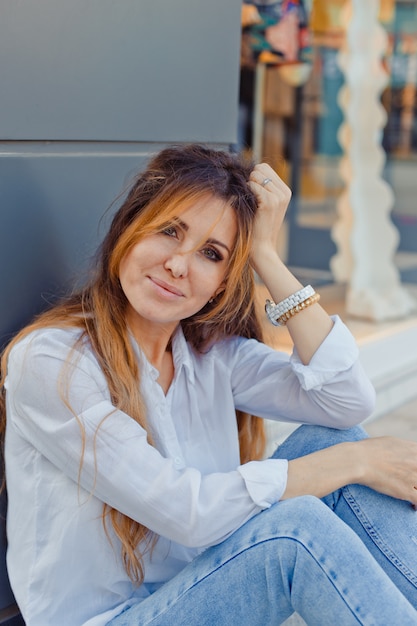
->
<box><xmin>174</xmin><ymin>456</ymin><xmax>183</xmax><ymax>468</ymax></box>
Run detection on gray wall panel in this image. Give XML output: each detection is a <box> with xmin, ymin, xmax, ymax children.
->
<box><xmin>0</xmin><ymin>146</ymin><xmax>158</xmax><ymax>344</ymax></box>
<box><xmin>0</xmin><ymin>0</ymin><xmax>242</xmax><ymax>347</ymax></box>
<box><xmin>0</xmin><ymin>0</ymin><xmax>242</xmax><ymax>142</ymax></box>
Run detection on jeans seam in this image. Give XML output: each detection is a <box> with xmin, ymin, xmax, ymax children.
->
<box><xmin>343</xmin><ymin>485</ymin><xmax>417</xmax><ymax>587</ymax></box>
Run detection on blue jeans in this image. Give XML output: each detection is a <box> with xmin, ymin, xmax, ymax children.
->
<box><xmin>108</xmin><ymin>425</ymin><xmax>417</xmax><ymax>625</ymax></box>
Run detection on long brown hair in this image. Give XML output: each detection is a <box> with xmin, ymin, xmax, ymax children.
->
<box><xmin>0</xmin><ymin>144</ymin><xmax>265</xmax><ymax>584</ymax></box>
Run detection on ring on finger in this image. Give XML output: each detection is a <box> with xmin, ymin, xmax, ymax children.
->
<box><xmin>261</xmin><ymin>177</ymin><xmax>272</xmax><ymax>188</ymax></box>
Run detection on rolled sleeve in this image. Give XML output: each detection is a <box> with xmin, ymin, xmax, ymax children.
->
<box><xmin>238</xmin><ymin>459</ymin><xmax>288</xmax><ymax>507</ymax></box>
<box><xmin>229</xmin><ymin>315</ymin><xmax>375</xmax><ymax>428</ymax></box>
<box><xmin>290</xmin><ymin>316</ymin><xmax>359</xmax><ymax>390</ymax></box>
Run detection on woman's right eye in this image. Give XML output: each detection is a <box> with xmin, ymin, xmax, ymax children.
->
<box><xmin>161</xmin><ymin>226</ymin><xmax>177</xmax><ymax>237</ymax></box>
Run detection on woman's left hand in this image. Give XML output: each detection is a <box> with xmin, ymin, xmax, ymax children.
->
<box><xmin>248</xmin><ymin>163</ymin><xmax>292</xmax><ymax>274</ymax></box>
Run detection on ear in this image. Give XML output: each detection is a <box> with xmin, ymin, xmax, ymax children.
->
<box><xmin>213</xmin><ymin>282</ymin><xmax>226</xmax><ymax>299</ymax></box>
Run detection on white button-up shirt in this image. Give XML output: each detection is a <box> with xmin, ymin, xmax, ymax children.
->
<box><xmin>4</xmin><ymin>316</ymin><xmax>375</xmax><ymax>625</ymax></box>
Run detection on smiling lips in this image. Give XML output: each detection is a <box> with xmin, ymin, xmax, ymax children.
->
<box><xmin>149</xmin><ymin>277</ymin><xmax>185</xmax><ymax>298</ymax></box>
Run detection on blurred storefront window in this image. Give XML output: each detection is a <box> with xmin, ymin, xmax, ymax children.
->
<box><xmin>240</xmin><ymin>0</ymin><xmax>417</xmax><ymax>284</ymax></box>
<box><xmin>383</xmin><ymin>0</ymin><xmax>417</xmax><ymax>280</ymax></box>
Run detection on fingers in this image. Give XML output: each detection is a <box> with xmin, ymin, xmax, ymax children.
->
<box><xmin>249</xmin><ymin>163</ymin><xmax>287</xmax><ymax>190</ymax></box>
<box><xmin>361</xmin><ymin>436</ymin><xmax>417</xmax><ymax>507</ymax></box>
<box><xmin>247</xmin><ymin>164</ymin><xmax>293</xmax><ymax>270</ymax></box>
<box><xmin>249</xmin><ymin>164</ymin><xmax>278</xmax><ymax>189</ymax></box>
<box><xmin>248</xmin><ymin>163</ymin><xmax>292</xmax><ymax>205</ymax></box>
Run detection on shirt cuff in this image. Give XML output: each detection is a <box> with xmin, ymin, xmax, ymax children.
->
<box><xmin>290</xmin><ymin>315</ymin><xmax>359</xmax><ymax>390</ymax></box>
<box><xmin>237</xmin><ymin>459</ymin><xmax>288</xmax><ymax>508</ymax></box>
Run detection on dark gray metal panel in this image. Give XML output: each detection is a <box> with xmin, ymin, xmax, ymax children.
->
<box><xmin>0</xmin><ymin>0</ymin><xmax>242</xmax><ymax>143</ymax></box>
<box><xmin>0</xmin><ymin>145</ymin><xmax>158</xmax><ymax>344</ymax></box>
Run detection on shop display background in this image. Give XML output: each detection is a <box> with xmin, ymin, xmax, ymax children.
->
<box><xmin>241</xmin><ymin>0</ymin><xmax>417</xmax><ymax>285</ymax></box>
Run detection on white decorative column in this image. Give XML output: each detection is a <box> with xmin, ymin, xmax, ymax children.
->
<box><xmin>330</xmin><ymin>0</ymin><xmax>416</xmax><ymax>321</ymax></box>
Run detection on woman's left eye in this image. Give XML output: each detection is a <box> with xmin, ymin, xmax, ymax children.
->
<box><xmin>202</xmin><ymin>247</ymin><xmax>222</xmax><ymax>262</ymax></box>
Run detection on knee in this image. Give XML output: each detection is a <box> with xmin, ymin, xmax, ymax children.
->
<box><xmin>225</xmin><ymin>496</ymin><xmax>346</xmax><ymax>578</ymax></box>
<box><xmin>301</xmin><ymin>424</ymin><xmax>369</xmax><ymax>445</ymax></box>
<box><xmin>264</xmin><ymin>495</ymin><xmax>336</xmax><ymax>538</ymax></box>
<box><xmin>276</xmin><ymin>494</ymin><xmax>331</xmax><ymax>522</ymax></box>
<box><xmin>272</xmin><ymin>424</ymin><xmax>369</xmax><ymax>460</ymax></box>
<box><xmin>271</xmin><ymin>496</ymin><xmax>359</xmax><ymax>565</ymax></box>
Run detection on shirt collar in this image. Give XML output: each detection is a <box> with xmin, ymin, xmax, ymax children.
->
<box><xmin>171</xmin><ymin>325</ymin><xmax>195</xmax><ymax>385</ymax></box>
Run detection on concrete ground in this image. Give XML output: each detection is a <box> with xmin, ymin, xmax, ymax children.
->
<box><xmin>365</xmin><ymin>395</ymin><xmax>417</xmax><ymax>441</ymax></box>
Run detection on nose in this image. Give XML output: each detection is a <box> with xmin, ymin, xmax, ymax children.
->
<box><xmin>164</xmin><ymin>252</ymin><xmax>189</xmax><ymax>278</ymax></box>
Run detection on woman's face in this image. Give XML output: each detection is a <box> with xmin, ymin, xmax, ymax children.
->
<box><xmin>119</xmin><ymin>194</ymin><xmax>237</xmax><ymax>334</ymax></box>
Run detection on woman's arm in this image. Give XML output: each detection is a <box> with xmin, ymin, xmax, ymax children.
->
<box><xmin>248</xmin><ymin>164</ymin><xmax>417</xmax><ymax>507</ymax></box>
<box><xmin>243</xmin><ymin>163</ymin><xmax>375</xmax><ymax>427</ymax></box>
<box><xmin>248</xmin><ymin>163</ymin><xmax>334</xmax><ymax>365</ymax></box>
<box><xmin>283</xmin><ymin>437</ymin><xmax>417</xmax><ymax>507</ymax></box>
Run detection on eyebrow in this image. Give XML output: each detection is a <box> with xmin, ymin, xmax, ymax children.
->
<box><xmin>206</xmin><ymin>237</ymin><xmax>231</xmax><ymax>255</ymax></box>
<box><xmin>175</xmin><ymin>218</ymin><xmax>232</xmax><ymax>255</ymax></box>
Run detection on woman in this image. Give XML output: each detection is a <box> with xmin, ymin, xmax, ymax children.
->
<box><xmin>1</xmin><ymin>144</ymin><xmax>417</xmax><ymax>626</ymax></box>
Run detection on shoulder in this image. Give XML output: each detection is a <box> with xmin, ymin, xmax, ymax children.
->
<box><xmin>11</xmin><ymin>326</ymin><xmax>83</xmax><ymax>351</ymax></box>
<box><xmin>7</xmin><ymin>326</ymin><xmax>90</xmax><ymax>370</ymax></box>
<box><xmin>5</xmin><ymin>326</ymin><xmax>111</xmax><ymax>400</ymax></box>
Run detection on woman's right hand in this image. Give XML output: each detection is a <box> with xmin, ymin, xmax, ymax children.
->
<box><xmin>354</xmin><ymin>436</ymin><xmax>417</xmax><ymax>507</ymax></box>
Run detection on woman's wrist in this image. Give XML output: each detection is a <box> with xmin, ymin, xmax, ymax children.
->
<box><xmin>328</xmin><ymin>441</ymin><xmax>366</xmax><ymax>488</ymax></box>
<box><xmin>251</xmin><ymin>250</ymin><xmax>303</xmax><ymax>302</ymax></box>
<box><xmin>250</xmin><ymin>246</ymin><xmax>282</xmax><ymax>276</ymax></box>
<box><xmin>346</xmin><ymin>440</ymin><xmax>368</xmax><ymax>484</ymax></box>
<box><xmin>284</xmin><ymin>441</ymin><xmax>366</xmax><ymax>500</ymax></box>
